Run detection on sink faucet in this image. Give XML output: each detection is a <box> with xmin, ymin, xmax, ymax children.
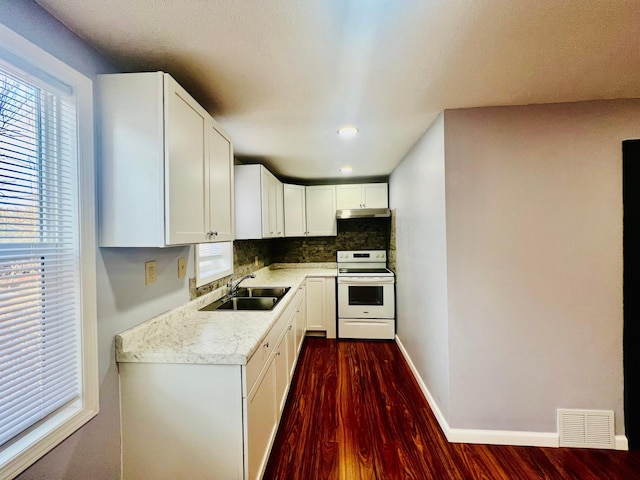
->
<box><xmin>227</xmin><ymin>273</ymin><xmax>256</xmax><ymax>296</ymax></box>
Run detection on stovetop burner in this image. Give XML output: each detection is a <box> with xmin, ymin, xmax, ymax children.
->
<box><xmin>336</xmin><ymin>250</ymin><xmax>394</xmax><ymax>277</ymax></box>
<box><xmin>338</xmin><ymin>267</ymin><xmax>392</xmax><ymax>274</ymax></box>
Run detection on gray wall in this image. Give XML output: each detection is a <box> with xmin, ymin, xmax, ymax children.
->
<box><xmin>389</xmin><ymin>113</ymin><xmax>451</xmax><ymax>419</ymax></box>
<box><xmin>1</xmin><ymin>2</ymin><xmax>195</xmax><ymax>478</ymax></box>
<box><xmin>390</xmin><ymin>100</ymin><xmax>636</xmax><ymax>436</ymax></box>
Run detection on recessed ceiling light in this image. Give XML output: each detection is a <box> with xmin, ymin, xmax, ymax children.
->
<box><xmin>337</xmin><ymin>126</ymin><xmax>359</xmax><ymax>137</ymax></box>
<box><xmin>340</xmin><ymin>166</ymin><xmax>353</xmax><ymax>174</ymax></box>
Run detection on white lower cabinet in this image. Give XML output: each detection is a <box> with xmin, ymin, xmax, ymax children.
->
<box><xmin>247</xmin><ymin>358</ymin><xmax>277</xmax><ymax>480</ymax></box>
<box><xmin>119</xmin><ymin>287</ymin><xmax>304</xmax><ymax>480</ymax></box>
<box><xmin>119</xmin><ymin>363</ymin><xmax>245</xmax><ymax>479</ymax></box>
<box><xmin>274</xmin><ymin>326</ymin><xmax>290</xmax><ymax>414</ymax></box>
<box><xmin>305</xmin><ymin>277</ymin><xmax>336</xmax><ymax>338</ymax></box>
<box><xmin>294</xmin><ymin>285</ymin><xmax>307</xmax><ymax>354</ymax></box>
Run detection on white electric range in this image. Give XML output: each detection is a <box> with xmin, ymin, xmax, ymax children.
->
<box><xmin>336</xmin><ymin>250</ymin><xmax>395</xmax><ymax>340</ymax></box>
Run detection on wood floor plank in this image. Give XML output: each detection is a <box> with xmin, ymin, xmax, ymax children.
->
<box><xmin>264</xmin><ymin>338</ymin><xmax>640</xmax><ymax>479</ymax></box>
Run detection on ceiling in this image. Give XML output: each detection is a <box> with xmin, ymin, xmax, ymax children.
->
<box><xmin>35</xmin><ymin>0</ymin><xmax>640</xmax><ymax>181</ymax></box>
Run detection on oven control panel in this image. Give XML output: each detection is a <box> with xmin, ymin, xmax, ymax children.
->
<box><xmin>337</xmin><ymin>250</ymin><xmax>386</xmax><ymax>262</ymax></box>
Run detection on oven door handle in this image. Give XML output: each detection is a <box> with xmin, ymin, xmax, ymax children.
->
<box><xmin>337</xmin><ymin>277</ymin><xmax>395</xmax><ymax>284</ymax></box>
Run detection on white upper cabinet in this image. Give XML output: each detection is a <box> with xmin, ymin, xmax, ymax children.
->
<box><xmin>336</xmin><ymin>183</ymin><xmax>388</xmax><ymax>209</ymax></box>
<box><xmin>284</xmin><ymin>184</ymin><xmax>337</xmax><ymax>237</ymax></box>
<box><xmin>283</xmin><ymin>184</ymin><xmax>306</xmax><ymax>237</ymax></box>
<box><xmin>235</xmin><ymin>164</ymin><xmax>284</xmax><ymax>239</ymax></box>
<box><xmin>207</xmin><ymin>121</ymin><xmax>234</xmax><ymax>242</ymax></box>
<box><xmin>98</xmin><ymin>72</ymin><xmax>234</xmax><ymax>247</ymax></box>
<box><xmin>305</xmin><ymin>185</ymin><xmax>337</xmax><ymax>236</ymax></box>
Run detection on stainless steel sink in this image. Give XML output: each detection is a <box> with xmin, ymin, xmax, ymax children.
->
<box><xmin>201</xmin><ymin>296</ymin><xmax>278</xmax><ymax>311</ymax></box>
<box><xmin>235</xmin><ymin>286</ymin><xmax>291</xmax><ymax>298</ymax></box>
<box><xmin>199</xmin><ymin>286</ymin><xmax>291</xmax><ymax>311</ymax></box>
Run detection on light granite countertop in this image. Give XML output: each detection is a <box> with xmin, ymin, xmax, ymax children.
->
<box><xmin>115</xmin><ymin>264</ymin><xmax>336</xmax><ymax>365</ymax></box>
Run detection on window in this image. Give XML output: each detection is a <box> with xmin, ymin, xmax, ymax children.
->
<box><xmin>195</xmin><ymin>242</ymin><xmax>233</xmax><ymax>287</ymax></box>
<box><xmin>0</xmin><ymin>25</ymin><xmax>97</xmax><ymax>478</ymax></box>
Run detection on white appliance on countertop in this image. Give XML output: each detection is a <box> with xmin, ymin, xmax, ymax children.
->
<box><xmin>337</xmin><ymin>250</ymin><xmax>395</xmax><ymax>340</ymax></box>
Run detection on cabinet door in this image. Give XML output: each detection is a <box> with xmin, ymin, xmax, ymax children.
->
<box><xmin>336</xmin><ymin>184</ymin><xmax>363</xmax><ymax>209</ymax></box>
<box><xmin>295</xmin><ymin>286</ymin><xmax>306</xmax><ymax>353</ymax></box>
<box><xmin>363</xmin><ymin>183</ymin><xmax>388</xmax><ymax>208</ymax></box>
<box><xmin>283</xmin><ymin>184</ymin><xmax>306</xmax><ymax>237</ymax></box>
<box><xmin>305</xmin><ymin>185</ymin><xmax>337</xmax><ymax>236</ymax></box>
<box><xmin>164</xmin><ymin>75</ymin><xmax>208</xmax><ymax>245</ymax></box>
<box><xmin>275</xmin><ymin>180</ymin><xmax>284</xmax><ymax>237</ymax></box>
<box><xmin>324</xmin><ymin>278</ymin><xmax>336</xmax><ymax>339</ymax></box>
<box><xmin>306</xmin><ymin>277</ymin><xmax>326</xmax><ymax>330</ymax></box>
<box><xmin>247</xmin><ymin>359</ymin><xmax>277</xmax><ymax>480</ymax></box>
<box><xmin>206</xmin><ymin>120</ymin><xmax>234</xmax><ymax>242</ymax></box>
<box><xmin>286</xmin><ymin>321</ymin><xmax>296</xmax><ymax>380</ymax></box>
<box><xmin>261</xmin><ymin>168</ymin><xmax>278</xmax><ymax>238</ymax></box>
<box><xmin>274</xmin><ymin>330</ymin><xmax>289</xmax><ymax>415</ymax></box>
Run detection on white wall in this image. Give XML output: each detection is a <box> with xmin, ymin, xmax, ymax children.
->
<box><xmin>389</xmin><ymin>113</ymin><xmax>451</xmax><ymax>418</ymax></box>
<box><xmin>1</xmin><ymin>3</ymin><xmax>195</xmax><ymax>478</ymax></box>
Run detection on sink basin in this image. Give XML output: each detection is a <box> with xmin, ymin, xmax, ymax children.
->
<box><xmin>199</xmin><ymin>286</ymin><xmax>291</xmax><ymax>311</ymax></box>
<box><xmin>235</xmin><ymin>286</ymin><xmax>291</xmax><ymax>298</ymax></box>
<box><xmin>203</xmin><ymin>296</ymin><xmax>280</xmax><ymax>311</ymax></box>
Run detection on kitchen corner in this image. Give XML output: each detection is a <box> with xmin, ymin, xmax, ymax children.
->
<box><xmin>115</xmin><ymin>263</ymin><xmax>336</xmax><ymax>365</ymax></box>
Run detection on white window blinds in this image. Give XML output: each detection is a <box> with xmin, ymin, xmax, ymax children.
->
<box><xmin>0</xmin><ymin>65</ymin><xmax>81</xmax><ymax>447</ymax></box>
<box><xmin>196</xmin><ymin>241</ymin><xmax>233</xmax><ymax>287</ymax></box>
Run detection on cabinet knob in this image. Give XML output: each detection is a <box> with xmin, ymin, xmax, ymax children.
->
<box><xmin>276</xmin><ymin>351</ymin><xmax>281</xmax><ymax>356</ymax></box>
<box><xmin>263</xmin><ymin>342</ymin><xmax>269</xmax><ymax>348</ymax></box>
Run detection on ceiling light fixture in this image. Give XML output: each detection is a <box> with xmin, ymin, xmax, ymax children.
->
<box><xmin>337</xmin><ymin>125</ymin><xmax>359</xmax><ymax>137</ymax></box>
<box><xmin>340</xmin><ymin>166</ymin><xmax>353</xmax><ymax>174</ymax></box>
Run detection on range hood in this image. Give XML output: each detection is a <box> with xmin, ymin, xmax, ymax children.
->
<box><xmin>336</xmin><ymin>208</ymin><xmax>391</xmax><ymax>219</ymax></box>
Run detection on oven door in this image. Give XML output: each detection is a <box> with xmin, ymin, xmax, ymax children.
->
<box><xmin>337</xmin><ymin>276</ymin><xmax>395</xmax><ymax>319</ymax></box>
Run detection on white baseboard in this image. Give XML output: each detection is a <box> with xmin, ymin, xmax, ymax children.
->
<box><xmin>447</xmin><ymin>428</ymin><xmax>558</xmax><ymax>448</ymax></box>
<box><xmin>616</xmin><ymin>435</ymin><xmax>629</xmax><ymax>451</ymax></box>
<box><xmin>394</xmin><ymin>334</ymin><xmax>451</xmax><ymax>437</ymax></box>
<box><xmin>395</xmin><ymin>334</ymin><xmax>627</xmax><ymax>450</ymax></box>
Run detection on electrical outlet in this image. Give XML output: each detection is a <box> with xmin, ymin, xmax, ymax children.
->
<box><xmin>177</xmin><ymin>257</ymin><xmax>187</xmax><ymax>279</ymax></box>
<box><xmin>145</xmin><ymin>261</ymin><xmax>157</xmax><ymax>285</ymax></box>
<box><xmin>254</xmin><ymin>256</ymin><xmax>259</xmax><ymax>267</ymax></box>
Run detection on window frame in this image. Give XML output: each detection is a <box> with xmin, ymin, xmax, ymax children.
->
<box><xmin>0</xmin><ymin>24</ymin><xmax>98</xmax><ymax>479</ymax></box>
<box><xmin>195</xmin><ymin>241</ymin><xmax>234</xmax><ymax>287</ymax></box>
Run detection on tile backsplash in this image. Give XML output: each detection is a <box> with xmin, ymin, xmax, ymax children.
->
<box><xmin>271</xmin><ymin>217</ymin><xmax>391</xmax><ymax>263</ymax></box>
<box><xmin>193</xmin><ymin>217</ymin><xmax>391</xmax><ymax>298</ymax></box>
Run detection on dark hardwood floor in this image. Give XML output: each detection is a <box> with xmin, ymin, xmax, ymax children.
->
<box><xmin>264</xmin><ymin>337</ymin><xmax>640</xmax><ymax>479</ymax></box>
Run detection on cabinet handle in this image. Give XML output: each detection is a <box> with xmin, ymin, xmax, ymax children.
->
<box><xmin>206</xmin><ymin>231</ymin><xmax>218</xmax><ymax>238</ymax></box>
<box><xmin>276</xmin><ymin>351</ymin><xmax>281</xmax><ymax>356</ymax></box>
<box><xmin>263</xmin><ymin>342</ymin><xmax>269</xmax><ymax>348</ymax></box>
<box><xmin>288</xmin><ymin>325</ymin><xmax>292</xmax><ymax>331</ymax></box>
